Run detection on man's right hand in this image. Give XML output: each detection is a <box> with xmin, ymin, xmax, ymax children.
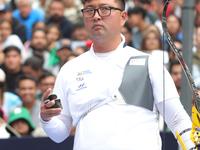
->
<box><xmin>40</xmin><ymin>88</ymin><xmax>62</xmax><ymax>122</ymax></box>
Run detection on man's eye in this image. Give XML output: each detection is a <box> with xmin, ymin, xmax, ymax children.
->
<box><xmin>86</xmin><ymin>9</ymin><xmax>93</xmax><ymax>13</ymax></box>
<box><xmin>101</xmin><ymin>7</ymin><xmax>109</xmax><ymax>11</ymax></box>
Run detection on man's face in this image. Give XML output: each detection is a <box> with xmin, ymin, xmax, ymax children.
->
<box><xmin>31</xmin><ymin>31</ymin><xmax>47</xmax><ymax>51</ymax></box>
<box><xmin>17</xmin><ymin>0</ymin><xmax>32</xmax><ymax>18</ymax></box>
<box><xmin>4</xmin><ymin>50</ymin><xmax>22</xmax><ymax>71</ymax></box>
<box><xmin>38</xmin><ymin>76</ymin><xmax>56</xmax><ymax>95</ymax></box>
<box><xmin>83</xmin><ymin>0</ymin><xmax>127</xmax><ymax>41</ymax></box>
<box><xmin>11</xmin><ymin>119</ymin><xmax>30</xmax><ymax>136</ymax></box>
<box><xmin>0</xmin><ymin>11</ymin><xmax>12</xmax><ymax>22</ymax></box>
<box><xmin>128</xmin><ymin>13</ymin><xmax>140</xmax><ymax>28</ymax></box>
<box><xmin>166</xmin><ymin>15</ymin><xmax>180</xmax><ymax>35</ymax></box>
<box><xmin>56</xmin><ymin>48</ymin><xmax>72</xmax><ymax>62</ymax></box>
<box><xmin>72</xmin><ymin>27</ymin><xmax>90</xmax><ymax>41</ymax></box>
<box><xmin>170</xmin><ymin>64</ymin><xmax>182</xmax><ymax>89</ymax></box>
<box><xmin>48</xmin><ymin>1</ymin><xmax>64</xmax><ymax>22</ymax></box>
<box><xmin>121</xmin><ymin>26</ymin><xmax>131</xmax><ymax>44</ymax></box>
<box><xmin>17</xmin><ymin>79</ymin><xmax>37</xmax><ymax>104</ymax></box>
<box><xmin>0</xmin><ymin>21</ymin><xmax>12</xmax><ymax>41</ymax></box>
<box><xmin>22</xmin><ymin>65</ymin><xmax>40</xmax><ymax>80</ymax></box>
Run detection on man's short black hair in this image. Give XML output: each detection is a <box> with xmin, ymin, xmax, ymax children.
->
<box><xmin>3</xmin><ymin>46</ymin><xmax>21</xmax><ymax>55</ymax></box>
<box><xmin>83</xmin><ymin>0</ymin><xmax>126</xmax><ymax>10</ymax></box>
<box><xmin>16</xmin><ymin>74</ymin><xmax>38</xmax><ymax>87</ymax></box>
<box><xmin>38</xmin><ymin>71</ymin><xmax>55</xmax><ymax>83</ymax></box>
<box><xmin>23</xmin><ymin>56</ymin><xmax>43</xmax><ymax>71</ymax></box>
<box><xmin>128</xmin><ymin>6</ymin><xmax>146</xmax><ymax>19</ymax></box>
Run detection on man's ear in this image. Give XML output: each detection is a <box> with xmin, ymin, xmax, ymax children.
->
<box><xmin>121</xmin><ymin>11</ymin><xmax>127</xmax><ymax>27</ymax></box>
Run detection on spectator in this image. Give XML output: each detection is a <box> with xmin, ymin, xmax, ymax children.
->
<box><xmin>133</xmin><ymin>0</ymin><xmax>162</xmax><ymax>33</ymax></box>
<box><xmin>46</xmin><ymin>0</ymin><xmax>74</xmax><ymax>39</ymax></box>
<box><xmin>164</xmin><ymin>14</ymin><xmax>182</xmax><ymax>51</ymax></box>
<box><xmin>169</xmin><ymin>60</ymin><xmax>182</xmax><ymax>96</ymax></box>
<box><xmin>168</xmin><ymin>39</ymin><xmax>182</xmax><ymax>63</ymax></box>
<box><xmin>70</xmin><ymin>20</ymin><xmax>93</xmax><ymax>51</ymax></box>
<box><xmin>121</xmin><ymin>21</ymin><xmax>133</xmax><ymax>47</ymax></box>
<box><xmin>37</xmin><ymin>72</ymin><xmax>56</xmax><ymax>100</ymax></box>
<box><xmin>0</xmin><ymin>68</ymin><xmax>22</xmax><ymax>118</ymax></box>
<box><xmin>0</xmin><ymin>3</ymin><xmax>27</xmax><ymax>43</ymax></box>
<box><xmin>46</xmin><ymin>24</ymin><xmax>61</xmax><ymax>51</ymax></box>
<box><xmin>66</xmin><ymin>53</ymin><xmax>78</xmax><ymax>62</ymax></box>
<box><xmin>141</xmin><ymin>29</ymin><xmax>162</xmax><ymax>53</ymax></box>
<box><xmin>6</xmin><ymin>107</ymin><xmax>35</xmax><ymax>136</ymax></box>
<box><xmin>32</xmin><ymin>21</ymin><xmax>46</xmax><ymax>32</ymax></box>
<box><xmin>23</xmin><ymin>29</ymin><xmax>50</xmax><ymax>71</ymax></box>
<box><xmin>166</xmin><ymin>0</ymin><xmax>183</xmax><ymax>19</ymax></box>
<box><xmin>63</xmin><ymin>0</ymin><xmax>83</xmax><ymax>23</ymax></box>
<box><xmin>15</xmin><ymin>74</ymin><xmax>41</xmax><ymax>128</ymax></box>
<box><xmin>0</xmin><ymin>20</ymin><xmax>25</xmax><ymax>55</ymax></box>
<box><xmin>140</xmin><ymin>29</ymin><xmax>169</xmax><ymax>66</ymax></box>
<box><xmin>13</xmin><ymin>0</ymin><xmax>44</xmax><ymax>40</ymax></box>
<box><xmin>128</xmin><ymin>6</ymin><xmax>149</xmax><ymax>50</ymax></box>
<box><xmin>32</xmin><ymin>0</ymin><xmax>51</xmax><ymax>19</ymax></box>
<box><xmin>23</xmin><ymin>21</ymin><xmax>47</xmax><ymax>54</ymax></box>
<box><xmin>71</xmin><ymin>20</ymin><xmax>90</xmax><ymax>41</ymax></box>
<box><xmin>0</xmin><ymin>46</ymin><xmax>24</xmax><ymax>95</ymax></box>
<box><xmin>148</xmin><ymin>0</ymin><xmax>163</xmax><ymax>20</ymax></box>
<box><xmin>46</xmin><ymin>25</ymin><xmax>62</xmax><ymax>67</ymax></box>
<box><xmin>74</xmin><ymin>46</ymin><xmax>88</xmax><ymax>55</ymax></box>
<box><xmin>22</xmin><ymin>56</ymin><xmax>44</xmax><ymax>81</ymax></box>
<box><xmin>51</xmin><ymin>39</ymin><xmax>72</xmax><ymax>76</ymax></box>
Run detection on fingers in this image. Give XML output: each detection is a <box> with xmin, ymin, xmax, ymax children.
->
<box><xmin>40</xmin><ymin>88</ymin><xmax>62</xmax><ymax>121</ymax></box>
<box><xmin>43</xmin><ymin>100</ymin><xmax>55</xmax><ymax>109</ymax></box>
<box><xmin>41</xmin><ymin>88</ymin><xmax>52</xmax><ymax>103</ymax></box>
<box><xmin>40</xmin><ymin>108</ymin><xmax>62</xmax><ymax>122</ymax></box>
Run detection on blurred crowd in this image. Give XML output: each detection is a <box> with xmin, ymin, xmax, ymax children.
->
<box><xmin>0</xmin><ymin>0</ymin><xmax>200</xmax><ymax>138</ymax></box>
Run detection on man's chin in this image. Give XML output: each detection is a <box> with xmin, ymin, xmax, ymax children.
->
<box><xmin>21</xmin><ymin>14</ymin><xmax>29</xmax><ymax>19</ymax></box>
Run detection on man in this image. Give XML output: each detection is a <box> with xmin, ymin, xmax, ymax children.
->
<box><xmin>0</xmin><ymin>4</ymin><xmax>27</xmax><ymax>43</ymax></box>
<box><xmin>16</xmin><ymin>74</ymin><xmax>41</xmax><ymax>128</ymax></box>
<box><xmin>51</xmin><ymin>39</ymin><xmax>73</xmax><ymax>76</ymax></box>
<box><xmin>13</xmin><ymin>0</ymin><xmax>44</xmax><ymax>40</ymax></box>
<box><xmin>169</xmin><ymin>60</ymin><xmax>182</xmax><ymax>96</ymax></box>
<box><xmin>46</xmin><ymin>0</ymin><xmax>73</xmax><ymax>39</ymax></box>
<box><xmin>22</xmin><ymin>56</ymin><xmax>44</xmax><ymax>81</ymax></box>
<box><xmin>0</xmin><ymin>46</ymin><xmax>24</xmax><ymax>94</ymax></box>
<box><xmin>40</xmin><ymin>0</ymin><xmax>195</xmax><ymax>149</ymax></box>
<box><xmin>37</xmin><ymin>72</ymin><xmax>56</xmax><ymax>100</ymax></box>
<box><xmin>23</xmin><ymin>29</ymin><xmax>50</xmax><ymax>71</ymax></box>
<box><xmin>128</xmin><ymin>6</ymin><xmax>149</xmax><ymax>50</ymax></box>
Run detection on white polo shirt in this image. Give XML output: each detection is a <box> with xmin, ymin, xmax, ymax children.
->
<box><xmin>41</xmin><ymin>35</ymin><xmax>194</xmax><ymax>150</ymax></box>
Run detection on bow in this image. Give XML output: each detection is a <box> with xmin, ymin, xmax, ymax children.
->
<box><xmin>162</xmin><ymin>0</ymin><xmax>200</xmax><ymax>149</ymax></box>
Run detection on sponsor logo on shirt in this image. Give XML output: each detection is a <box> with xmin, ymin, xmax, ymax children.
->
<box><xmin>77</xmin><ymin>70</ymin><xmax>92</xmax><ymax>76</ymax></box>
<box><xmin>76</xmin><ymin>76</ymin><xmax>84</xmax><ymax>81</ymax></box>
<box><xmin>76</xmin><ymin>83</ymin><xmax>87</xmax><ymax>91</ymax></box>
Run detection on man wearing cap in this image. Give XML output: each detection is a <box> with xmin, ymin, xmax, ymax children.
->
<box><xmin>0</xmin><ymin>3</ymin><xmax>27</xmax><ymax>43</ymax></box>
<box><xmin>51</xmin><ymin>39</ymin><xmax>72</xmax><ymax>76</ymax></box>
